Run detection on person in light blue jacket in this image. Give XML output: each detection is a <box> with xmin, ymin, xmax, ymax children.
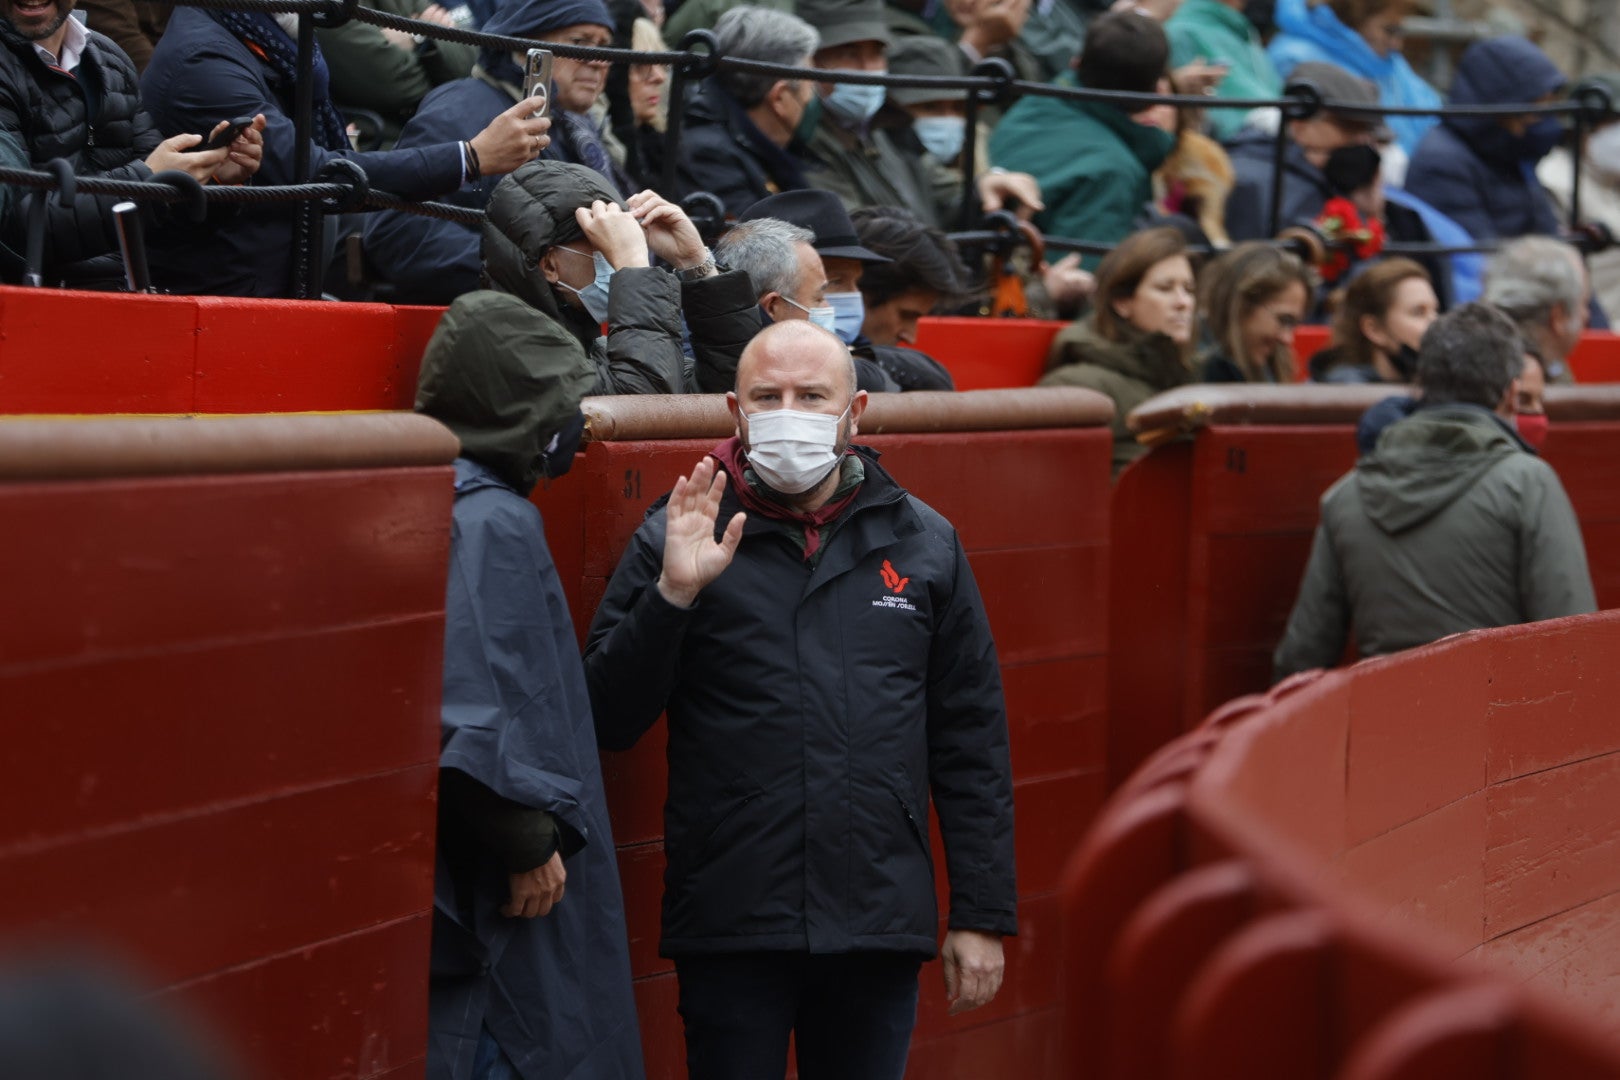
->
<box><xmin>1268</xmin><ymin>0</ymin><xmax>1441</xmax><ymax>158</ymax></box>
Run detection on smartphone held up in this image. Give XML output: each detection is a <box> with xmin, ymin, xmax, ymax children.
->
<box><xmin>522</xmin><ymin>49</ymin><xmax>553</xmax><ymax>120</ymax></box>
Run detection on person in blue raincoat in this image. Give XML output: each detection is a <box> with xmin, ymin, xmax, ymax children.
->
<box><xmin>414</xmin><ymin>289</ymin><xmax>643</xmax><ymax>1080</ymax></box>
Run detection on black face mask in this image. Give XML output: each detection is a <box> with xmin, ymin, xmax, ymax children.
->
<box><xmin>1323</xmin><ymin>143</ymin><xmax>1382</xmax><ymax>196</ymax></box>
<box><xmin>1389</xmin><ymin>342</ymin><xmax>1420</xmax><ymax>382</ymax></box>
<box><xmin>538</xmin><ymin>409</ymin><xmax>586</xmax><ymax>481</ymax></box>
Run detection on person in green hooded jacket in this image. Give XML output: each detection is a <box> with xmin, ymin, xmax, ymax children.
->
<box><xmin>1273</xmin><ymin>302</ymin><xmax>1597</xmax><ymax>681</ymax></box>
<box><xmin>1039</xmin><ymin>225</ymin><xmax>1196</xmax><ymax>475</ymax></box>
<box><xmin>1165</xmin><ymin>0</ymin><xmax>1282</xmax><ymax>142</ymax></box>
<box><xmin>989</xmin><ymin>10</ymin><xmax>1176</xmax><ymax>266</ymax></box>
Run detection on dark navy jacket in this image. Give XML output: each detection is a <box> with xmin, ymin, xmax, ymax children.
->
<box><xmin>676</xmin><ymin>78</ymin><xmax>811</xmax><ymax>215</ymax></box>
<box><xmin>433</xmin><ymin>458</ymin><xmax>642</xmax><ymax>1080</ymax></box>
<box><xmin>362</xmin><ymin>57</ymin><xmax>626</xmax><ymax>305</ymax></box>
<box><xmin>140</xmin><ymin>5</ymin><xmax>462</xmax><ymax>296</ymax></box>
<box><xmin>583</xmin><ymin>448</ymin><xmax>1018</xmax><ymax>957</ymax></box>
<box><xmin>1405</xmin><ymin>37</ymin><xmax>1566</xmax><ymax>243</ymax></box>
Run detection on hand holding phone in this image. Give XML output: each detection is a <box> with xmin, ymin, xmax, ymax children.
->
<box><xmin>522</xmin><ymin>49</ymin><xmax>553</xmax><ymax>120</ymax></box>
<box><xmin>184</xmin><ymin>116</ymin><xmax>256</xmax><ymax>154</ymax></box>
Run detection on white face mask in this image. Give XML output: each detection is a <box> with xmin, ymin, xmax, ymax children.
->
<box><xmin>1588</xmin><ymin>123</ymin><xmax>1620</xmax><ymax>179</ymax></box>
<box><xmin>743</xmin><ymin>402</ymin><xmax>850</xmax><ymax>494</ymax></box>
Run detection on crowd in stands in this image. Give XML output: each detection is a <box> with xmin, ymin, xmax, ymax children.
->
<box><xmin>4</xmin><ymin>0</ymin><xmax>1620</xmax><ymax>406</ymax></box>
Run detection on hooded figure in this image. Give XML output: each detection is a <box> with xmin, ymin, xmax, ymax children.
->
<box><xmin>1405</xmin><ymin>37</ymin><xmax>1567</xmax><ymax>243</ymax></box>
<box><xmin>415</xmin><ymin>303</ymin><xmax>644</xmax><ymax>1080</ymax></box>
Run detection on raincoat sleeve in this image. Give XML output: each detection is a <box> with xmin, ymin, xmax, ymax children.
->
<box><xmin>926</xmin><ymin>531</ymin><xmax>1019</xmax><ymax>937</ymax></box>
<box><xmin>1519</xmin><ymin>466</ymin><xmax>1598</xmax><ymax>621</ymax></box>
<box><xmin>439</xmin><ymin>490</ymin><xmax>594</xmax><ymax>848</ymax></box>
<box><xmin>1272</xmin><ymin>519</ymin><xmax>1351</xmax><ymax>681</ymax></box>
<box><xmin>591</xmin><ymin>265</ymin><xmax>689</xmax><ymax>394</ymax></box>
<box><xmin>582</xmin><ymin>512</ymin><xmax>695</xmax><ymax>751</ymax></box>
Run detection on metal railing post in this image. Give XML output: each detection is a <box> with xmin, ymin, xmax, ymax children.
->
<box><xmin>291</xmin><ymin>10</ymin><xmax>321</xmax><ymax>298</ymax></box>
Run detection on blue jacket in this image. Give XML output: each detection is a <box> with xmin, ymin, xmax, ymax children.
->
<box><xmin>432</xmin><ymin>458</ymin><xmax>642</xmax><ymax>1080</ymax></box>
<box><xmin>1267</xmin><ymin>0</ymin><xmax>1441</xmax><ymax>156</ymax></box>
<box><xmin>363</xmin><ymin>51</ymin><xmax>626</xmax><ymax>305</ymax></box>
<box><xmin>140</xmin><ymin>6</ymin><xmax>463</xmax><ymax>296</ymax></box>
<box><xmin>1404</xmin><ymin>36</ymin><xmax>1566</xmax><ymax>243</ymax></box>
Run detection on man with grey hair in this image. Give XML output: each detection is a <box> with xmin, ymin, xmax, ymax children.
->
<box><xmin>585</xmin><ymin>318</ymin><xmax>1016</xmax><ymax>1079</ymax></box>
<box><xmin>678</xmin><ymin>5</ymin><xmax>822</xmax><ymax>216</ymax></box>
<box><xmin>1482</xmin><ymin>234</ymin><xmax>1592</xmax><ymax>384</ymax></box>
<box><xmin>1275</xmin><ymin>302</ymin><xmax>1595</xmax><ymax>681</ymax></box>
<box><xmin>715</xmin><ymin>218</ymin><xmax>830</xmax><ymax>327</ymax></box>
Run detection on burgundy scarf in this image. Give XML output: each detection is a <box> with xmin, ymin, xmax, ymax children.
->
<box><xmin>709</xmin><ymin>437</ymin><xmax>860</xmax><ymax>562</ymax></box>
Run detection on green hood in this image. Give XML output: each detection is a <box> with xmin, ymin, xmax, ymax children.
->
<box><xmin>481</xmin><ymin>159</ymin><xmax>625</xmax><ymax>333</ymax></box>
<box><xmin>414</xmin><ymin>291</ymin><xmax>594</xmax><ymax>496</ymax></box>
<box><xmin>1356</xmin><ymin>406</ymin><xmax>1522</xmax><ymax>535</ymax></box>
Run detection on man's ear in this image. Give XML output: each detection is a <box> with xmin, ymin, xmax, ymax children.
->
<box><xmin>848</xmin><ymin>388</ymin><xmax>870</xmax><ymax>437</ymax></box>
<box><xmin>760</xmin><ymin>292</ymin><xmax>783</xmax><ymax>321</ymax></box>
<box><xmin>726</xmin><ymin>391</ymin><xmax>744</xmax><ymax>437</ymax></box>
<box><xmin>1548</xmin><ymin>302</ymin><xmax>1570</xmax><ymax>344</ymax></box>
<box><xmin>538</xmin><ymin>248</ymin><xmax>563</xmax><ymax>285</ymax></box>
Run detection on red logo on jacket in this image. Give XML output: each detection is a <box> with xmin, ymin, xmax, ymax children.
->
<box><xmin>880</xmin><ymin>560</ymin><xmax>910</xmax><ymax>594</ymax></box>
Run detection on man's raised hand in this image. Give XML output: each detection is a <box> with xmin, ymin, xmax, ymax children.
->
<box><xmin>656</xmin><ymin>456</ymin><xmax>745</xmax><ymax>608</ymax></box>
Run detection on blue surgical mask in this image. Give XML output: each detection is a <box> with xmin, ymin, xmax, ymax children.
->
<box><xmin>913</xmin><ymin>116</ymin><xmax>965</xmax><ymax>162</ymax></box>
<box><xmin>780</xmin><ymin>294</ymin><xmax>838</xmax><ymax>335</ymax></box>
<box><xmin>1518</xmin><ymin>115</ymin><xmax>1566</xmax><ymax>161</ymax></box>
<box><xmin>824</xmin><ymin>291</ymin><xmax>865</xmax><ymax>344</ymax></box>
<box><xmin>554</xmin><ymin>245</ymin><xmax>614</xmax><ymax>324</ymax></box>
<box><xmin>823</xmin><ymin>82</ymin><xmax>886</xmax><ymax>126</ymax></box>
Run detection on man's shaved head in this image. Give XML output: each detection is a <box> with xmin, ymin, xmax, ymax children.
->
<box><xmin>737</xmin><ymin>320</ymin><xmax>857</xmax><ymax>398</ymax></box>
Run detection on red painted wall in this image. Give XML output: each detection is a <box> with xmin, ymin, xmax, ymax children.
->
<box><xmin>1108</xmin><ymin>414</ymin><xmax>1620</xmax><ymax>786</ymax></box>
<box><xmin>1</xmin><ymin>464</ymin><xmax>454</xmax><ymax>1079</ymax></box>
<box><xmin>1062</xmin><ymin>612</ymin><xmax>1620</xmax><ymax>1079</ymax></box>
<box><xmin>5</xmin><ymin>289</ymin><xmax>1619</xmax><ymax>417</ymax></box>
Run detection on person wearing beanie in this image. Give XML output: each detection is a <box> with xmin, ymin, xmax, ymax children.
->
<box><xmin>416</xmin><ymin>273</ymin><xmax>644</xmax><ymax>1080</ymax></box>
<box><xmin>795</xmin><ymin>0</ymin><xmax>1041</xmax><ymax>226</ymax></box>
<box><xmin>361</xmin><ymin>0</ymin><xmax>635</xmax><ymax>302</ymax></box>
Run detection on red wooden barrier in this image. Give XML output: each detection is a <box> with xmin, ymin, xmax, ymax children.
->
<box><xmin>0</xmin><ymin>413</ymin><xmax>459</xmax><ymax>1079</ymax></box>
<box><xmin>4</xmin><ymin>288</ymin><xmax>1620</xmax><ymax>416</ymax></box>
<box><xmin>1108</xmin><ymin>383</ymin><xmax>1620</xmax><ymax>787</ymax></box>
<box><xmin>532</xmin><ymin>389</ymin><xmax>1114</xmax><ymax>1079</ymax></box>
<box><xmin>1061</xmin><ymin>612</ymin><xmax>1620</xmax><ymax>1080</ymax></box>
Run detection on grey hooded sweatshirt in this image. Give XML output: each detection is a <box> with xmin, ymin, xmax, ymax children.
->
<box><xmin>1273</xmin><ymin>405</ymin><xmax>1596</xmax><ymax>680</ymax></box>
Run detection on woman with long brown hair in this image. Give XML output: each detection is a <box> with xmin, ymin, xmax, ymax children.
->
<box><xmin>1198</xmin><ymin>242</ymin><xmax>1314</xmax><ymax>383</ymax></box>
<box><xmin>1041</xmin><ymin>226</ymin><xmax>1198</xmax><ymax>474</ymax></box>
<box><xmin>1309</xmin><ymin>258</ymin><xmax>1438</xmax><ymax>383</ymax></box>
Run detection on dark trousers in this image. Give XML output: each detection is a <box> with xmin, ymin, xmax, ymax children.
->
<box><xmin>675</xmin><ymin>952</ymin><xmax>924</xmax><ymax>1080</ymax></box>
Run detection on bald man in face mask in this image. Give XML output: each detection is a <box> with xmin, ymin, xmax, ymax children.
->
<box><xmin>584</xmin><ymin>320</ymin><xmax>1018</xmax><ymax>1080</ymax></box>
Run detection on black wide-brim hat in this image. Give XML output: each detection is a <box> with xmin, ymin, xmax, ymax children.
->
<box><xmin>737</xmin><ymin>190</ymin><xmax>891</xmax><ymax>263</ymax></box>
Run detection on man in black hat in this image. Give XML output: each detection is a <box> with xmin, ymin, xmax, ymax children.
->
<box><xmin>793</xmin><ymin>0</ymin><xmax>1040</xmax><ymax>226</ymax></box>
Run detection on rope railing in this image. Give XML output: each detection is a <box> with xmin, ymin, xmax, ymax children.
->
<box><xmin>8</xmin><ymin>0</ymin><xmax>1618</xmax><ymax>296</ymax></box>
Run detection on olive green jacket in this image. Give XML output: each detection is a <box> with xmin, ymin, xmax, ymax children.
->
<box><xmin>1038</xmin><ymin>319</ymin><xmax>1192</xmax><ymax>475</ymax></box>
<box><xmin>319</xmin><ymin>0</ymin><xmax>475</xmax><ymax>146</ymax></box>
<box><xmin>1273</xmin><ymin>406</ymin><xmax>1596</xmax><ymax>680</ymax></box>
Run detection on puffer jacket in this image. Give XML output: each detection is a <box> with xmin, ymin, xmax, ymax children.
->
<box><xmin>478</xmin><ymin>159</ymin><xmax>761</xmax><ymax>394</ymax></box>
<box><xmin>803</xmin><ymin>109</ymin><xmax>957</xmax><ymax>227</ymax></box>
<box><xmin>1404</xmin><ymin>37</ymin><xmax>1566</xmax><ymax>242</ymax></box>
<box><xmin>1273</xmin><ymin>404</ymin><xmax>1596</xmax><ymax>679</ymax></box>
<box><xmin>677</xmin><ymin>78</ymin><xmax>811</xmax><ymax>216</ymax></box>
<box><xmin>0</xmin><ymin>19</ymin><xmax>162</xmax><ymax>285</ymax></box>
<box><xmin>1039</xmin><ymin>319</ymin><xmax>1192</xmax><ymax>475</ymax></box>
<box><xmin>583</xmin><ymin>447</ymin><xmax>1018</xmax><ymax>956</ymax></box>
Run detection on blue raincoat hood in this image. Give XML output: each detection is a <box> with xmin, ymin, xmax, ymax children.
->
<box><xmin>1444</xmin><ymin>37</ymin><xmax>1567</xmax><ymax>154</ymax></box>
